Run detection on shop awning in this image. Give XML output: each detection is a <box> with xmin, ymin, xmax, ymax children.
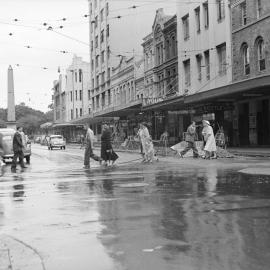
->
<box><xmin>40</xmin><ymin>122</ymin><xmax>53</xmax><ymax>129</ymax></box>
<box><xmin>52</xmin><ymin>123</ymin><xmax>84</xmax><ymax>128</ymax></box>
<box><xmin>184</xmin><ymin>75</ymin><xmax>270</xmax><ymax>105</ymax></box>
<box><xmin>93</xmin><ymin>100</ymin><xmax>142</xmax><ymax>118</ymax></box>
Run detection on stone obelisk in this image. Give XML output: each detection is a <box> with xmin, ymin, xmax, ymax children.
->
<box><xmin>6</xmin><ymin>65</ymin><xmax>16</xmax><ymax>129</ymax></box>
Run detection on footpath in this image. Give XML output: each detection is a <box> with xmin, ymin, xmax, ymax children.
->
<box><xmin>67</xmin><ymin>143</ymin><xmax>270</xmax><ymax>158</ymax></box>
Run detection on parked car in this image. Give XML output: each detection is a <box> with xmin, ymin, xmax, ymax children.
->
<box><xmin>48</xmin><ymin>135</ymin><xmax>66</xmax><ymax>150</ymax></box>
<box><xmin>0</xmin><ymin>128</ymin><xmax>31</xmax><ymax>164</ymax></box>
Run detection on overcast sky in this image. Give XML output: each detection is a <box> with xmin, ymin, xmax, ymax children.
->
<box><xmin>0</xmin><ymin>0</ymin><xmax>176</xmax><ymax>112</ymax></box>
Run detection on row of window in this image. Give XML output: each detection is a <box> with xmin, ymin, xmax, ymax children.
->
<box><xmin>183</xmin><ymin>43</ymin><xmax>227</xmax><ymax>87</ymax></box>
<box><xmin>70</xmin><ymin>90</ymin><xmax>82</xmax><ymax>102</ymax></box>
<box><xmin>90</xmin><ymin>1</ymin><xmax>109</xmax><ymax>18</ymax></box>
<box><xmin>182</xmin><ymin>0</ymin><xmax>225</xmax><ymax>40</ymax></box>
<box><xmin>91</xmin><ymin>47</ymin><xmax>110</xmax><ymax>69</ymax></box>
<box><xmin>70</xmin><ymin>108</ymin><xmax>83</xmax><ymax>120</ymax></box>
<box><xmin>241</xmin><ymin>37</ymin><xmax>266</xmax><ymax>76</ymax></box>
<box><xmin>92</xmin><ymin>68</ymin><xmax>111</xmax><ymax>88</ymax></box>
<box><xmin>240</xmin><ymin>0</ymin><xmax>262</xmax><ymax>27</ymax></box>
<box><xmin>91</xmin><ymin>25</ymin><xmax>109</xmax><ymax>49</ymax></box>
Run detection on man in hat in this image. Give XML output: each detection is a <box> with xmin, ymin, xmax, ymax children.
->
<box><xmin>179</xmin><ymin>121</ymin><xmax>199</xmax><ymax>158</ymax></box>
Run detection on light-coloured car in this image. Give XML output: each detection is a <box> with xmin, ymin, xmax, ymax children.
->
<box><xmin>48</xmin><ymin>135</ymin><xmax>66</xmax><ymax>150</ymax></box>
<box><xmin>0</xmin><ymin>128</ymin><xmax>31</xmax><ymax>164</ymax></box>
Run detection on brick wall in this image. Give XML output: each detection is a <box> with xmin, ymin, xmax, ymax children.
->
<box><xmin>232</xmin><ymin>0</ymin><xmax>270</xmax><ymax>82</ymax></box>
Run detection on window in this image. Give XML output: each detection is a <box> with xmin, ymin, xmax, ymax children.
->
<box><xmin>172</xmin><ymin>35</ymin><xmax>176</xmax><ymax>57</ymax></box>
<box><xmin>107</xmin><ymin>68</ymin><xmax>110</xmax><ymax>79</ymax></box>
<box><xmin>256</xmin><ymin>38</ymin><xmax>266</xmax><ymax>71</ymax></box>
<box><xmin>101</xmin><ymin>30</ymin><xmax>104</xmax><ymax>43</ymax></box>
<box><xmin>96</xmin><ymin>75</ymin><xmax>99</xmax><ymax>87</ymax></box>
<box><xmin>75</xmin><ymin>90</ymin><xmax>78</xmax><ymax>100</ymax></box>
<box><xmin>106</xmin><ymin>2</ymin><xmax>109</xmax><ymax>16</ymax></box>
<box><xmin>101</xmin><ymin>50</ymin><xmax>105</xmax><ymax>63</ymax></box>
<box><xmin>196</xmin><ymin>54</ymin><xmax>202</xmax><ymax>81</ymax></box>
<box><xmin>217</xmin><ymin>0</ymin><xmax>225</xmax><ymax>22</ymax></box>
<box><xmin>71</xmin><ymin>109</ymin><xmax>73</xmax><ymax>120</ymax></box>
<box><xmin>100</xmin><ymin>9</ymin><xmax>104</xmax><ymax>22</ymax></box>
<box><xmin>79</xmin><ymin>90</ymin><xmax>82</xmax><ymax>101</ymax></box>
<box><xmin>195</xmin><ymin>7</ymin><xmax>201</xmax><ymax>32</ymax></box>
<box><xmin>92</xmin><ymin>98</ymin><xmax>95</xmax><ymax>111</ymax></box>
<box><xmin>95</xmin><ymin>35</ymin><xmax>98</xmax><ymax>48</ymax></box>
<box><xmin>101</xmin><ymin>72</ymin><xmax>105</xmax><ymax>84</ymax></box>
<box><xmin>79</xmin><ymin>69</ymin><xmax>82</xmax><ymax>82</ymax></box>
<box><xmin>91</xmin><ymin>41</ymin><xmax>93</xmax><ymax>51</ymax></box>
<box><xmin>95</xmin><ymin>16</ymin><xmax>98</xmax><ymax>28</ymax></box>
<box><xmin>204</xmin><ymin>50</ymin><xmax>210</xmax><ymax>80</ymax></box>
<box><xmin>217</xmin><ymin>43</ymin><xmax>227</xmax><ymax>75</ymax></box>
<box><xmin>88</xmin><ymin>90</ymin><xmax>91</xmax><ymax>100</ymax></box>
<box><xmin>257</xmin><ymin>0</ymin><xmax>262</xmax><ymax>18</ymax></box>
<box><xmin>95</xmin><ymin>55</ymin><xmax>99</xmax><ymax>68</ymax></box>
<box><xmin>166</xmin><ymin>40</ymin><xmax>170</xmax><ymax>59</ymax></box>
<box><xmin>88</xmin><ymin>108</ymin><xmax>91</xmax><ymax>115</ymax></box>
<box><xmin>76</xmin><ymin>108</ymin><xmax>78</xmax><ymax>118</ymax></box>
<box><xmin>80</xmin><ymin>108</ymin><xmax>82</xmax><ymax>117</ymax></box>
<box><xmin>70</xmin><ymin>91</ymin><xmax>73</xmax><ymax>101</ymax></box>
<box><xmin>241</xmin><ymin>43</ymin><xmax>250</xmax><ymax>75</ymax></box>
<box><xmin>106</xmin><ymin>24</ymin><xmax>110</xmax><ymax>37</ymax></box>
<box><xmin>183</xmin><ymin>59</ymin><xmax>191</xmax><ymax>87</ymax></box>
<box><xmin>94</xmin><ymin>0</ymin><xmax>97</xmax><ymax>9</ymax></box>
<box><xmin>182</xmin><ymin>15</ymin><xmax>189</xmax><ymax>40</ymax></box>
<box><xmin>91</xmin><ymin>59</ymin><xmax>94</xmax><ymax>70</ymax></box>
<box><xmin>241</xmin><ymin>1</ymin><xmax>247</xmax><ymax>26</ymax></box>
<box><xmin>203</xmin><ymin>2</ymin><xmax>209</xmax><ymax>28</ymax></box>
<box><xmin>90</xmin><ymin>3</ymin><xmax>92</xmax><ymax>15</ymax></box>
<box><xmin>75</xmin><ymin>72</ymin><xmax>77</xmax><ymax>82</ymax></box>
<box><xmin>107</xmin><ymin>46</ymin><xmax>110</xmax><ymax>59</ymax></box>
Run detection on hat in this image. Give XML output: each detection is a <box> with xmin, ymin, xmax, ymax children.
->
<box><xmin>202</xmin><ymin>120</ymin><xmax>210</xmax><ymax>125</ymax></box>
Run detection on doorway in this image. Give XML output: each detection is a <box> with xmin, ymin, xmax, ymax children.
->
<box><xmin>238</xmin><ymin>103</ymin><xmax>249</xmax><ymax>146</ymax></box>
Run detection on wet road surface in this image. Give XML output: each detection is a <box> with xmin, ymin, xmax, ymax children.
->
<box><xmin>1</xmin><ymin>144</ymin><xmax>270</xmax><ymax>270</ymax></box>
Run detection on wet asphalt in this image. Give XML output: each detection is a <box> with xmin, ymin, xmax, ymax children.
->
<box><xmin>1</xmin><ymin>144</ymin><xmax>270</xmax><ymax>270</ymax></box>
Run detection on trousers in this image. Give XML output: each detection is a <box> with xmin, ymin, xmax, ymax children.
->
<box><xmin>11</xmin><ymin>150</ymin><xmax>25</xmax><ymax>169</ymax></box>
<box><xmin>180</xmin><ymin>141</ymin><xmax>199</xmax><ymax>157</ymax></box>
<box><xmin>84</xmin><ymin>143</ymin><xmax>101</xmax><ymax>166</ymax></box>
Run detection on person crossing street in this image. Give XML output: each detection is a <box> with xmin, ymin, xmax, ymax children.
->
<box><xmin>11</xmin><ymin>126</ymin><xmax>27</xmax><ymax>172</ymax></box>
<box><xmin>83</xmin><ymin>123</ymin><xmax>102</xmax><ymax>169</ymax></box>
<box><xmin>179</xmin><ymin>121</ymin><xmax>199</xmax><ymax>158</ymax></box>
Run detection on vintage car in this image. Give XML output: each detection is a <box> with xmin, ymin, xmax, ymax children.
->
<box><xmin>0</xmin><ymin>128</ymin><xmax>31</xmax><ymax>164</ymax></box>
<box><xmin>48</xmin><ymin>135</ymin><xmax>66</xmax><ymax>150</ymax></box>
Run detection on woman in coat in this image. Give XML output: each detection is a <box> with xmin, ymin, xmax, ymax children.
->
<box><xmin>138</xmin><ymin>123</ymin><xmax>155</xmax><ymax>163</ymax></box>
<box><xmin>101</xmin><ymin>124</ymin><xmax>118</xmax><ymax>166</ymax></box>
<box><xmin>202</xmin><ymin>120</ymin><xmax>217</xmax><ymax>159</ymax></box>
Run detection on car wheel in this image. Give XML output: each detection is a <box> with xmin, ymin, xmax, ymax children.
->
<box><xmin>26</xmin><ymin>156</ymin><xmax>30</xmax><ymax>164</ymax></box>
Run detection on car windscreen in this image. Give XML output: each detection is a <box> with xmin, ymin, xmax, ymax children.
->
<box><xmin>50</xmin><ymin>136</ymin><xmax>63</xmax><ymax>141</ymax></box>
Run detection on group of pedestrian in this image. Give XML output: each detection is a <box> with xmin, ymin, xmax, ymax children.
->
<box><xmin>179</xmin><ymin>120</ymin><xmax>217</xmax><ymax>159</ymax></box>
<box><xmin>83</xmin><ymin>123</ymin><xmax>118</xmax><ymax>169</ymax></box>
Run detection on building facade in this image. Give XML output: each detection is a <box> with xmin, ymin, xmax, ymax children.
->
<box><xmin>142</xmin><ymin>9</ymin><xmax>179</xmax><ymax>142</ymax></box>
<box><xmin>231</xmin><ymin>0</ymin><xmax>270</xmax><ymax>145</ymax></box>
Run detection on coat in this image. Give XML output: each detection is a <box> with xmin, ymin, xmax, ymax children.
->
<box><xmin>13</xmin><ymin>131</ymin><xmax>24</xmax><ymax>152</ymax></box>
<box><xmin>185</xmin><ymin>125</ymin><xmax>197</xmax><ymax>142</ymax></box>
<box><xmin>202</xmin><ymin>125</ymin><xmax>217</xmax><ymax>152</ymax></box>
<box><xmin>101</xmin><ymin>129</ymin><xmax>118</xmax><ymax>162</ymax></box>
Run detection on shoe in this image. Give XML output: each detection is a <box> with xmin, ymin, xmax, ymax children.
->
<box><xmin>83</xmin><ymin>165</ymin><xmax>90</xmax><ymax>169</ymax></box>
<box><xmin>178</xmin><ymin>152</ymin><xmax>183</xmax><ymax>158</ymax></box>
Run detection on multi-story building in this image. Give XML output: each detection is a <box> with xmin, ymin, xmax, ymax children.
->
<box><xmin>173</xmin><ymin>0</ymin><xmax>234</xmax><ymax>143</ymax></box>
<box><xmin>65</xmin><ymin>55</ymin><xmax>91</xmax><ymax>122</ymax></box>
<box><xmin>231</xmin><ymin>0</ymin><xmax>270</xmax><ymax>146</ymax></box>
<box><xmin>141</xmin><ymin>9</ymin><xmax>179</xmax><ymax>142</ymax></box>
<box><xmin>88</xmin><ymin>0</ymin><xmax>176</xmax><ymax>135</ymax></box>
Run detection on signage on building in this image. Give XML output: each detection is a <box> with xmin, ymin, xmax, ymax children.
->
<box><xmin>195</xmin><ymin>103</ymin><xmax>234</xmax><ymax>114</ymax></box>
<box><xmin>143</xmin><ymin>97</ymin><xmax>164</xmax><ymax>106</ymax></box>
<box><xmin>168</xmin><ymin>110</ymin><xmax>196</xmax><ymax>115</ymax></box>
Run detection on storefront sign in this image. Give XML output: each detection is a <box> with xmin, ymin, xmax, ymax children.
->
<box><xmin>168</xmin><ymin>110</ymin><xmax>196</xmax><ymax>115</ymax></box>
<box><xmin>195</xmin><ymin>103</ymin><xmax>234</xmax><ymax>114</ymax></box>
<box><xmin>143</xmin><ymin>97</ymin><xmax>164</xmax><ymax>106</ymax></box>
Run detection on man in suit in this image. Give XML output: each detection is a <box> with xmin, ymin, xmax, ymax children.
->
<box><xmin>11</xmin><ymin>126</ymin><xmax>27</xmax><ymax>172</ymax></box>
<box><xmin>179</xmin><ymin>121</ymin><xmax>199</xmax><ymax>158</ymax></box>
<box><xmin>83</xmin><ymin>123</ymin><xmax>102</xmax><ymax>169</ymax></box>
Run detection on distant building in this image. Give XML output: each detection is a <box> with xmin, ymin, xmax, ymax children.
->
<box><xmin>231</xmin><ymin>0</ymin><xmax>270</xmax><ymax>145</ymax></box>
